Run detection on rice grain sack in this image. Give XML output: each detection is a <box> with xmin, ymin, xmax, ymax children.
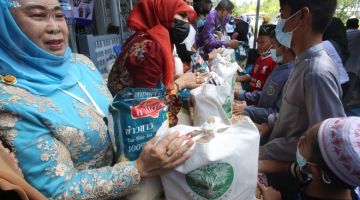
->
<box><xmin>110</xmin><ymin>86</ymin><xmax>168</xmax><ymax>161</ymax></box>
<box><xmin>159</xmin><ymin>117</ymin><xmax>260</xmax><ymax>200</ymax></box>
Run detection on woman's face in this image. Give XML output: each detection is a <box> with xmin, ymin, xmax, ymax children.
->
<box><xmin>11</xmin><ymin>0</ymin><xmax>69</xmax><ymax>56</ymax></box>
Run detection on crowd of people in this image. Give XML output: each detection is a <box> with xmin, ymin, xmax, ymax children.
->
<box><xmin>0</xmin><ymin>0</ymin><xmax>359</xmax><ymax>199</ymax></box>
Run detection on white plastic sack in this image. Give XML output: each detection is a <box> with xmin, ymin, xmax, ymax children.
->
<box><xmin>175</xmin><ymin>56</ymin><xmax>184</xmax><ymax>75</ymax></box>
<box><xmin>173</xmin><ymin>45</ymin><xmax>184</xmax><ymax>75</ymax></box>
<box><xmin>159</xmin><ymin>117</ymin><xmax>260</xmax><ymax>200</ymax></box>
<box><xmin>191</xmin><ymin>60</ymin><xmax>238</xmax><ymax>126</ymax></box>
<box><xmin>126</xmin><ymin>177</ymin><xmax>163</xmax><ymax>200</ymax></box>
<box><xmin>221</xmin><ymin>48</ymin><xmax>236</xmax><ymax>63</ymax></box>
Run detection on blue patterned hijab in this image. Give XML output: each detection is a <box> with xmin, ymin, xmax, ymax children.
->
<box><xmin>0</xmin><ymin>1</ymin><xmax>80</xmax><ymax>95</ymax></box>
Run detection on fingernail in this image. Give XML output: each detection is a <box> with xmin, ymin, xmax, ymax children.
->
<box><xmin>187</xmin><ymin>139</ymin><xmax>194</xmax><ymax>145</ymax></box>
<box><xmin>183</xmin><ymin>133</ymin><xmax>191</xmax><ymax>139</ymax></box>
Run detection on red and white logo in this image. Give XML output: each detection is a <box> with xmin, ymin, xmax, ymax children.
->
<box><xmin>131</xmin><ymin>97</ymin><xmax>166</xmax><ymax>119</ymax></box>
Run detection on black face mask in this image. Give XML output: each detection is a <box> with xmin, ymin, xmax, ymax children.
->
<box><xmin>169</xmin><ymin>18</ymin><xmax>190</xmax><ymax>44</ymax></box>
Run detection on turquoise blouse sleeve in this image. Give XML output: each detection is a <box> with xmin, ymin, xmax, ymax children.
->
<box><xmin>0</xmin><ymin>110</ymin><xmax>140</xmax><ymax>199</ymax></box>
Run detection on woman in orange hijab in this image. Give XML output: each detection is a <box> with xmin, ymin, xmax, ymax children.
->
<box><xmin>108</xmin><ymin>0</ymin><xmax>203</xmax><ymax>95</ymax></box>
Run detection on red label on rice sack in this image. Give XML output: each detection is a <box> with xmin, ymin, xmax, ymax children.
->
<box><xmin>131</xmin><ymin>97</ymin><xmax>166</xmax><ymax>119</ymax></box>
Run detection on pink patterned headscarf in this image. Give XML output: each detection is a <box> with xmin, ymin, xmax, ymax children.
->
<box><xmin>318</xmin><ymin>117</ymin><xmax>360</xmax><ymax>186</ymax></box>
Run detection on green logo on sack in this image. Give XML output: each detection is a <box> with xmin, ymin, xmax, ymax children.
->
<box><xmin>185</xmin><ymin>163</ymin><xmax>234</xmax><ymax>199</ymax></box>
<box><xmin>222</xmin><ymin>97</ymin><xmax>232</xmax><ymax>119</ymax></box>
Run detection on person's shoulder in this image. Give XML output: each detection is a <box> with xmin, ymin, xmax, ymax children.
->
<box><xmin>0</xmin><ymin>83</ymin><xmax>59</xmax><ymax>118</ymax></box>
<box><xmin>206</xmin><ymin>10</ymin><xmax>217</xmax><ymax>22</ymax></box>
<box><xmin>278</xmin><ymin>61</ymin><xmax>295</xmax><ymax>71</ymax></box>
<box><xmin>70</xmin><ymin>53</ymin><xmax>97</xmax><ymax>71</ymax></box>
<box><xmin>129</xmin><ymin>35</ymin><xmax>162</xmax><ymax>57</ymax></box>
<box><xmin>305</xmin><ymin>51</ymin><xmax>339</xmax><ymax>77</ymax></box>
<box><xmin>347</xmin><ymin>29</ymin><xmax>360</xmax><ymax>38</ymax></box>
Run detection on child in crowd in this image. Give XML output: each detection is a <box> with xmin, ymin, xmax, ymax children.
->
<box><xmin>236</xmin><ymin>24</ymin><xmax>277</xmax><ymax>96</ymax></box>
<box><xmin>238</xmin><ymin>48</ymin><xmax>259</xmax><ymax>91</ymax></box>
<box><xmin>234</xmin><ymin>30</ymin><xmax>295</xmax><ymax>131</ymax></box>
<box><xmin>259</xmin><ymin>117</ymin><xmax>360</xmax><ymax>200</ymax></box>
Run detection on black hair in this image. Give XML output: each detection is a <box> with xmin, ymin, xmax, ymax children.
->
<box><xmin>346</xmin><ymin>18</ymin><xmax>359</xmax><ymax>29</ymax></box>
<box><xmin>246</xmin><ymin>49</ymin><xmax>259</xmax><ymax>65</ymax></box>
<box><xmin>323</xmin><ymin>17</ymin><xmax>350</xmax><ymax>64</ymax></box>
<box><xmin>279</xmin><ymin>0</ymin><xmax>337</xmax><ymax>34</ymax></box>
<box><xmin>259</xmin><ymin>24</ymin><xmax>276</xmax><ymax>36</ymax></box>
<box><xmin>310</xmin><ymin>132</ymin><xmax>355</xmax><ymax>190</ymax></box>
<box><xmin>215</xmin><ymin>0</ymin><xmax>234</xmax><ymax>12</ymax></box>
<box><xmin>193</xmin><ymin>0</ymin><xmax>212</xmax><ymax>16</ymax></box>
<box><xmin>234</xmin><ymin>20</ymin><xmax>250</xmax><ymax>42</ymax></box>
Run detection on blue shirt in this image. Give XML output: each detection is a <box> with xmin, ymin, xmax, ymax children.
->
<box><xmin>238</xmin><ymin>61</ymin><xmax>294</xmax><ymax>127</ymax></box>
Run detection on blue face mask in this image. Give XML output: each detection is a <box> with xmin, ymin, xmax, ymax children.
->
<box><xmin>196</xmin><ymin>18</ymin><xmax>206</xmax><ymax>28</ymax></box>
<box><xmin>296</xmin><ymin>144</ymin><xmax>307</xmax><ymax>169</ymax></box>
<box><xmin>260</xmin><ymin>45</ymin><xmax>272</xmax><ymax>57</ymax></box>
<box><xmin>270</xmin><ymin>49</ymin><xmax>283</xmax><ymax>63</ymax></box>
<box><xmin>275</xmin><ymin>9</ymin><xmax>302</xmax><ymax>48</ymax></box>
<box><xmin>296</xmin><ymin>144</ymin><xmax>314</xmax><ymax>181</ymax></box>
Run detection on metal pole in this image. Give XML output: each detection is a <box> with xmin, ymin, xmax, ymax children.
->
<box><xmin>118</xmin><ymin>0</ymin><xmax>125</xmax><ymax>44</ymax></box>
<box><xmin>130</xmin><ymin>0</ymin><xmax>133</xmax><ymax>10</ymax></box>
<box><xmin>253</xmin><ymin>0</ymin><xmax>261</xmax><ymax>48</ymax></box>
<box><xmin>110</xmin><ymin>0</ymin><xmax>120</xmax><ymax>26</ymax></box>
<box><xmin>94</xmin><ymin>0</ymin><xmax>108</xmax><ymax>35</ymax></box>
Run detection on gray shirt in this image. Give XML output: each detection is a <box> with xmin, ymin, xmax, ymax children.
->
<box><xmin>262</xmin><ymin>43</ymin><xmax>346</xmax><ymax>161</ymax></box>
<box><xmin>345</xmin><ymin>29</ymin><xmax>360</xmax><ymax>74</ymax></box>
<box><xmin>239</xmin><ymin>61</ymin><xmax>294</xmax><ymax>127</ymax></box>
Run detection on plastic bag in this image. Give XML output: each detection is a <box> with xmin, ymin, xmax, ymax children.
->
<box><xmin>191</xmin><ymin>60</ymin><xmax>238</xmax><ymax>126</ymax></box>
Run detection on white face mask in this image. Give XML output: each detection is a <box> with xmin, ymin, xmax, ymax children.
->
<box><xmin>270</xmin><ymin>49</ymin><xmax>283</xmax><ymax>63</ymax></box>
<box><xmin>260</xmin><ymin>45</ymin><xmax>272</xmax><ymax>57</ymax></box>
<box><xmin>275</xmin><ymin>9</ymin><xmax>302</xmax><ymax>48</ymax></box>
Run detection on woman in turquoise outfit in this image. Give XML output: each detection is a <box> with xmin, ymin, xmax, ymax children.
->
<box><xmin>0</xmin><ymin>0</ymin><xmax>194</xmax><ymax>199</ymax></box>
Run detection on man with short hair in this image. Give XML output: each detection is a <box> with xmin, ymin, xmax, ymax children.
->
<box><xmin>258</xmin><ymin>0</ymin><xmax>346</xmax><ymax>198</ymax></box>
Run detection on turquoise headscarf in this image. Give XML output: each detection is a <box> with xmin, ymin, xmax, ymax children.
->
<box><xmin>0</xmin><ymin>1</ymin><xmax>81</xmax><ymax>96</ymax></box>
